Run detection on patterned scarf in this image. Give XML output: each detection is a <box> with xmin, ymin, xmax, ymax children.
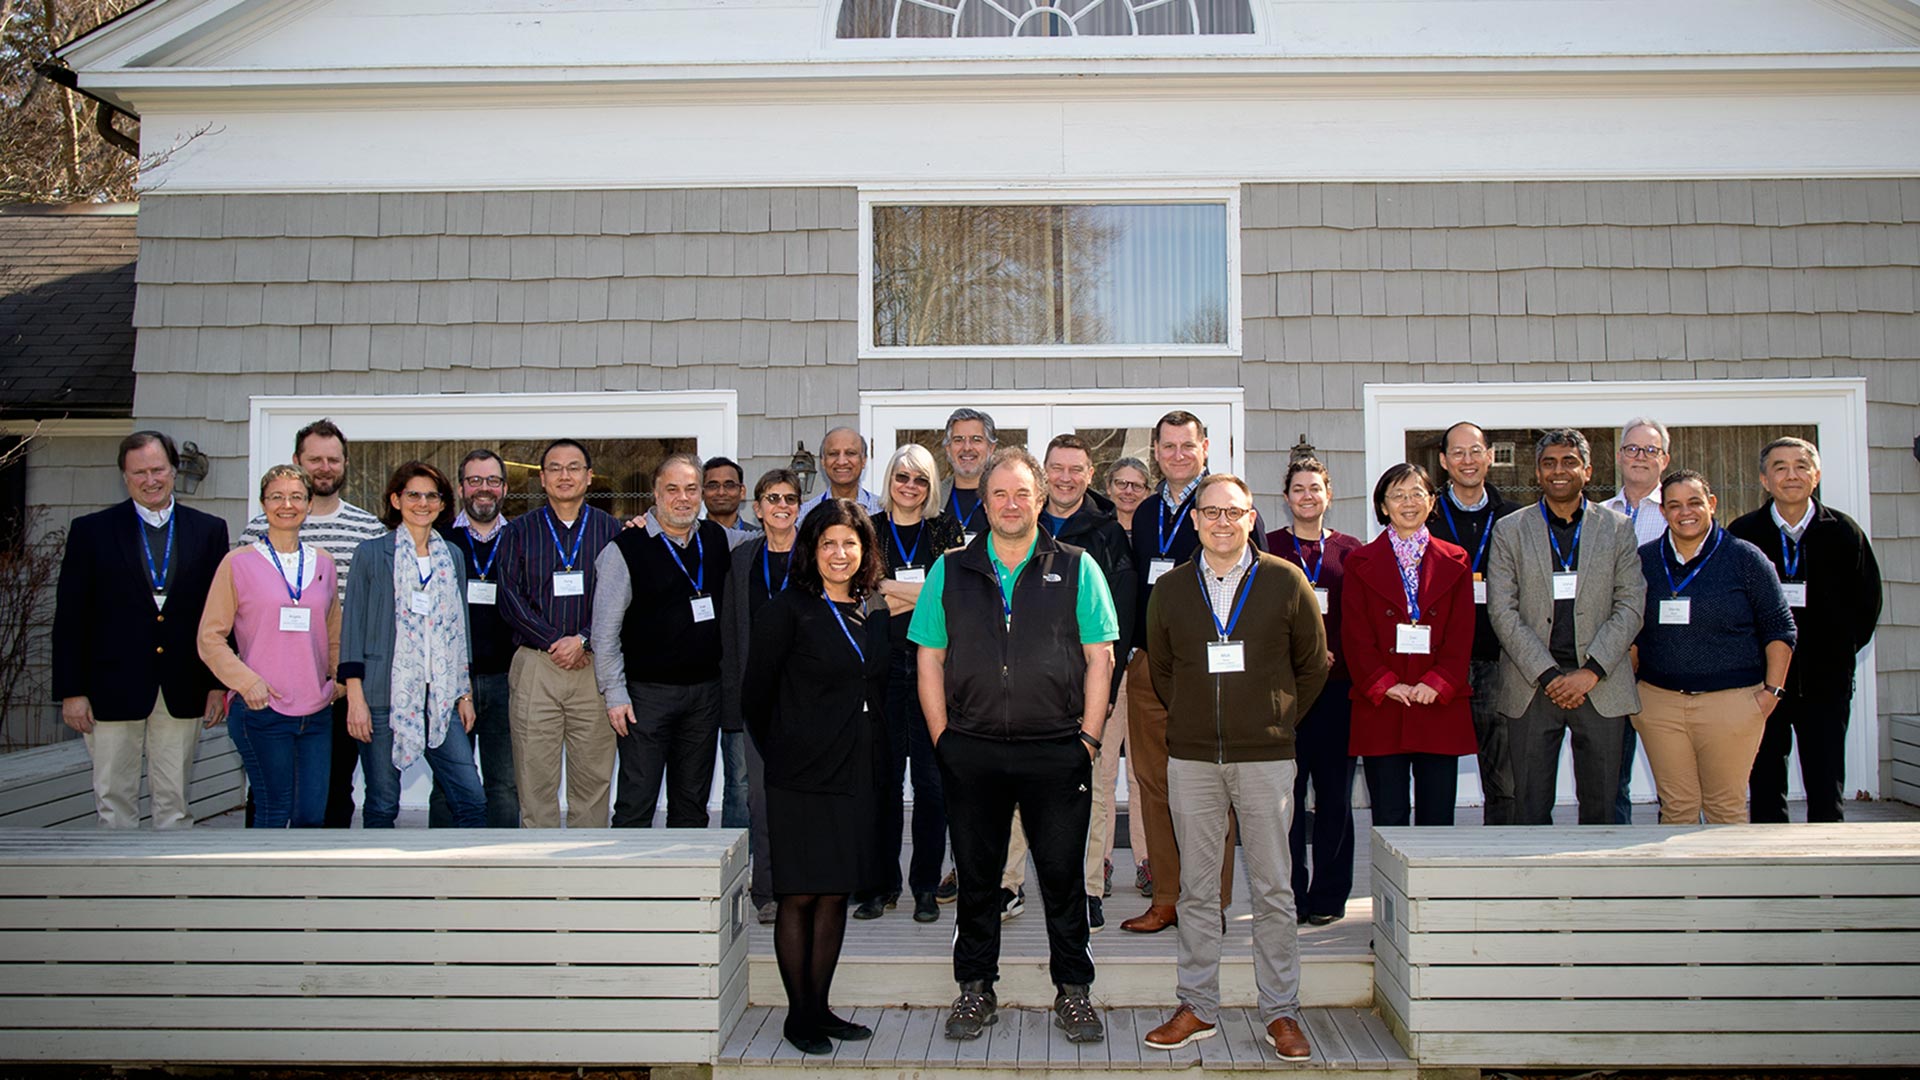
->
<box><xmin>1389</xmin><ymin>526</ymin><xmax>1430</xmax><ymax>617</ymax></box>
<box><xmin>388</xmin><ymin>529</ymin><xmax>468</xmax><ymax>769</ymax></box>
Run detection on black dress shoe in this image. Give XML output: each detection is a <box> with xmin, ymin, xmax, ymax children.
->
<box><xmin>914</xmin><ymin>891</ymin><xmax>939</xmax><ymax>923</ymax></box>
<box><xmin>1307</xmin><ymin>913</ymin><xmax>1342</xmax><ymax>926</ymax></box>
<box><xmin>784</xmin><ymin>1020</ymin><xmax>832</xmax><ymax>1055</ymax></box>
<box><xmin>853</xmin><ymin>896</ymin><xmax>886</xmax><ymax>920</ymax></box>
<box><xmin>820</xmin><ymin>1014</ymin><xmax>873</xmax><ymax>1041</ymax></box>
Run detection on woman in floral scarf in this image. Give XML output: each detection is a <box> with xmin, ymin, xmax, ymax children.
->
<box><xmin>340</xmin><ymin>461</ymin><xmax>486</xmax><ymax>828</ymax></box>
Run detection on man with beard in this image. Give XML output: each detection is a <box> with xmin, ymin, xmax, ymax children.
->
<box><xmin>940</xmin><ymin>408</ymin><xmax>997</xmax><ymax>545</ymax></box>
<box><xmin>238</xmin><ymin>418</ymin><xmax>387</xmax><ymax>827</ymax></box>
<box><xmin>425</xmin><ymin>449</ymin><xmax>521</xmax><ymax>827</ymax></box>
<box><xmin>593</xmin><ymin>453</ymin><xmax>735</xmax><ymax>828</ymax></box>
<box><xmin>799</xmin><ymin>428</ymin><xmax>882</xmax><ymax>519</ymax></box>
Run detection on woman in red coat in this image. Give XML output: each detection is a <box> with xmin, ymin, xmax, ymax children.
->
<box><xmin>1341</xmin><ymin>463</ymin><xmax>1477</xmax><ymax>827</ymax></box>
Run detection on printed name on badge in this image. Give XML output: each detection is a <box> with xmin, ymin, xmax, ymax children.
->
<box><xmin>1658</xmin><ymin>597</ymin><xmax>1691</xmax><ymax>625</ymax></box>
<box><xmin>1395</xmin><ymin>623</ymin><xmax>1432</xmax><ymax>655</ymax></box>
<box><xmin>1315</xmin><ymin>587</ymin><xmax>1330</xmax><ymax>615</ymax></box>
<box><xmin>1552</xmin><ymin>572</ymin><xmax>1579</xmax><ymax>601</ymax></box>
<box><xmin>690</xmin><ymin>595</ymin><xmax>716</xmax><ymax>622</ymax></box>
<box><xmin>552</xmin><ymin>570</ymin><xmax>585</xmax><ymax>597</ymax></box>
<box><xmin>1780</xmin><ymin>582</ymin><xmax>1808</xmax><ymax>608</ymax></box>
<box><xmin>279</xmin><ymin>606</ymin><xmax>311</xmax><ymax>633</ymax></box>
<box><xmin>1147</xmin><ymin>558</ymin><xmax>1175</xmax><ymax>585</ymax></box>
<box><xmin>467</xmin><ymin>581</ymin><xmax>498</xmax><ymax>605</ymax></box>
<box><xmin>895</xmin><ymin>567</ymin><xmax>926</xmax><ymax>584</ymax></box>
<box><xmin>410</xmin><ymin>591</ymin><xmax>433</xmax><ymax>616</ymax></box>
<box><xmin>1473</xmin><ymin>579</ymin><xmax>1488</xmax><ymax>605</ymax></box>
<box><xmin>1207</xmin><ymin>641</ymin><xmax>1246</xmax><ymax>673</ymax></box>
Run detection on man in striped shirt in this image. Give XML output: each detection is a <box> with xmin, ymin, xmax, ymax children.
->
<box><xmin>237</xmin><ymin>418</ymin><xmax>388</xmax><ymax>827</ymax></box>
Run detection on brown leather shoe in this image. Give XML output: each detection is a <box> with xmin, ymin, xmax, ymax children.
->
<box><xmin>1143</xmin><ymin>1003</ymin><xmax>1217</xmax><ymax>1050</ymax></box>
<box><xmin>1120</xmin><ymin>904</ymin><xmax>1178</xmax><ymax>933</ymax></box>
<box><xmin>1265</xmin><ymin>1016</ymin><xmax>1311</xmax><ymax>1061</ymax></box>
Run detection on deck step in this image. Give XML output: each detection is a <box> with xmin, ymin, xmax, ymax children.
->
<box><xmin>717</xmin><ymin>1004</ymin><xmax>1415</xmax><ymax>1077</ymax></box>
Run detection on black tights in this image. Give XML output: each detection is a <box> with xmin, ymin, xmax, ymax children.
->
<box><xmin>774</xmin><ymin>893</ymin><xmax>849</xmax><ymax>1032</ymax></box>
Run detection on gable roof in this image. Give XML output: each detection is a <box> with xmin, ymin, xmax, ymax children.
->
<box><xmin>0</xmin><ymin>205</ymin><xmax>138</xmax><ymax>420</ymax></box>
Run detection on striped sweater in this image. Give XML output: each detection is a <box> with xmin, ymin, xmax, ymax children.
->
<box><xmin>239</xmin><ymin>501</ymin><xmax>387</xmax><ymax>598</ymax></box>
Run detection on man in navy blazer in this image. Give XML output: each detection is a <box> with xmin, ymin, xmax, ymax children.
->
<box><xmin>52</xmin><ymin>432</ymin><xmax>230</xmax><ymax>828</ymax></box>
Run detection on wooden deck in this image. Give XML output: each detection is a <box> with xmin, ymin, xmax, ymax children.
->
<box><xmin>716</xmin><ymin>1004</ymin><xmax>1414</xmax><ymax>1079</ymax></box>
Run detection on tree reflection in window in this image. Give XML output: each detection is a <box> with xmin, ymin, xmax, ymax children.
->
<box><xmin>838</xmin><ymin>0</ymin><xmax>1254</xmax><ymax>38</ymax></box>
<box><xmin>872</xmin><ymin>203</ymin><xmax>1229</xmax><ymax>348</ymax></box>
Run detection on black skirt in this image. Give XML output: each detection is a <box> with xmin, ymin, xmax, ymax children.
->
<box><xmin>765</xmin><ymin>700</ymin><xmax>887</xmax><ymax>896</ymax></box>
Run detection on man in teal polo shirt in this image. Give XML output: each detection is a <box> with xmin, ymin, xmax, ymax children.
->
<box><xmin>911</xmin><ymin>446</ymin><xmax>1118</xmax><ymax>1046</ymax></box>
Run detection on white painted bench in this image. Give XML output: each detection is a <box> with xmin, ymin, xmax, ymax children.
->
<box><xmin>1370</xmin><ymin>824</ymin><xmax>1920</xmax><ymax>1068</ymax></box>
<box><xmin>0</xmin><ymin>830</ymin><xmax>749</xmax><ymax>1065</ymax></box>
<box><xmin>0</xmin><ymin>724</ymin><xmax>245</xmax><ymax>828</ymax></box>
<box><xmin>1894</xmin><ymin>715</ymin><xmax>1920</xmax><ymax>806</ymax></box>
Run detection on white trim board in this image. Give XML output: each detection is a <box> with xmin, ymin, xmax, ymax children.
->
<box><xmin>1364</xmin><ymin>377</ymin><xmax>1878</xmax><ymax>801</ymax></box>
<box><xmin>245</xmin><ymin>391</ymin><xmax>739</xmax><ymax>493</ymax></box>
<box><xmin>0</xmin><ymin>419</ymin><xmax>135</xmax><ymax>438</ymax></box>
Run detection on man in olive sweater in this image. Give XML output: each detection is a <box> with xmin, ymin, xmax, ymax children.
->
<box><xmin>1141</xmin><ymin>474</ymin><xmax>1329</xmax><ymax>1062</ymax></box>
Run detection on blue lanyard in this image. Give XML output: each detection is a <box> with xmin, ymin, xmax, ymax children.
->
<box><xmin>1194</xmin><ymin>558</ymin><xmax>1257</xmax><ymax>641</ymax></box>
<box><xmin>1663</xmin><ymin>527</ymin><xmax>1723</xmax><ymax>597</ymax></box>
<box><xmin>889</xmin><ymin>518</ymin><xmax>921</xmax><ymax>567</ymax></box>
<box><xmin>1156</xmin><ymin>490</ymin><xmax>1195</xmax><ymax>558</ymax></box>
<box><xmin>414</xmin><ymin>548</ymin><xmax>435</xmax><ymax>591</ymax></box>
<box><xmin>993</xmin><ymin>557</ymin><xmax>1020</xmax><ymax>623</ymax></box>
<box><xmin>663</xmin><ymin>529</ymin><xmax>706</xmax><ymax>594</ymax></box>
<box><xmin>761</xmin><ymin>543</ymin><xmax>790</xmax><ymax>594</ymax></box>
<box><xmin>542</xmin><ymin>508</ymin><xmax>586</xmax><ymax>571</ymax></box>
<box><xmin>1439</xmin><ymin>495</ymin><xmax>1492</xmax><ymax>574</ymax></box>
<box><xmin>949</xmin><ymin>488</ymin><xmax>982</xmax><ymax>533</ymax></box>
<box><xmin>1540</xmin><ymin>502</ymin><xmax>1583</xmax><ymax>573</ymax></box>
<box><xmin>1779</xmin><ymin>527</ymin><xmax>1803</xmax><ymax>579</ymax></box>
<box><xmin>1290</xmin><ymin>531</ymin><xmax>1323</xmax><ymax>586</ymax></box>
<box><xmin>268</xmin><ymin>543</ymin><xmax>305</xmax><ymax>603</ymax></box>
<box><xmin>140</xmin><ymin>511</ymin><xmax>174</xmax><ymax>593</ymax></box>
<box><xmin>462</xmin><ymin>527</ymin><xmax>499</xmax><ymax>580</ymax></box>
<box><xmin>826</xmin><ymin>598</ymin><xmax>864</xmax><ymax>664</ymax></box>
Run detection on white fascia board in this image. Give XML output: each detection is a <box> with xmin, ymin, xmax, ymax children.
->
<box><xmin>60</xmin><ymin>0</ymin><xmax>255</xmax><ymax>72</ymax></box>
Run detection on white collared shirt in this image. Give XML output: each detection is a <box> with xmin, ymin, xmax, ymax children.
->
<box><xmin>1604</xmin><ymin>486</ymin><xmax>1666</xmax><ymax>546</ymax></box>
<box><xmin>1771</xmin><ymin>501</ymin><xmax>1816</xmax><ymax>540</ymax></box>
<box><xmin>134</xmin><ymin>498</ymin><xmax>175</xmax><ymax>529</ymax></box>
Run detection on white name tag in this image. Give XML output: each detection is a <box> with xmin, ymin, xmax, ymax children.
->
<box><xmin>410</xmin><ymin>590</ymin><xmax>433</xmax><ymax>616</ymax></box>
<box><xmin>1552</xmin><ymin>572</ymin><xmax>1579</xmax><ymax>601</ymax></box>
<box><xmin>1147</xmin><ymin>558</ymin><xmax>1175</xmax><ymax>584</ymax></box>
<box><xmin>1207</xmin><ymin>641</ymin><xmax>1246</xmax><ymax>673</ymax></box>
<box><xmin>963</xmin><ymin>532</ymin><xmax>978</xmax><ymax>546</ymax></box>
<box><xmin>1395</xmin><ymin>623</ymin><xmax>1432</xmax><ymax>655</ymax></box>
<box><xmin>467</xmin><ymin>580</ymin><xmax>498</xmax><ymax>605</ymax></box>
<box><xmin>690</xmin><ymin>595</ymin><xmax>716</xmax><ymax>622</ymax></box>
<box><xmin>895</xmin><ymin>567</ymin><xmax>926</xmax><ymax>584</ymax></box>
<box><xmin>153</xmin><ymin>592</ymin><xmax>167</xmax><ymax>611</ymax></box>
<box><xmin>1314</xmin><ymin>588</ymin><xmax>1330</xmax><ymax>615</ymax></box>
<box><xmin>1781</xmin><ymin>581</ymin><xmax>1808</xmax><ymax>608</ymax></box>
<box><xmin>279</xmin><ymin>606</ymin><xmax>311</xmax><ymax>633</ymax></box>
<box><xmin>1474</xmin><ymin>579</ymin><xmax>1488</xmax><ymax>605</ymax></box>
<box><xmin>552</xmin><ymin>571</ymin><xmax>585</xmax><ymax>597</ymax></box>
<box><xmin>1658</xmin><ymin>597</ymin><xmax>1691</xmax><ymax>625</ymax></box>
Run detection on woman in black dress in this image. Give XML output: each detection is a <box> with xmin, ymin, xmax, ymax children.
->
<box><xmin>743</xmin><ymin>497</ymin><xmax>891</xmax><ymax>1055</ymax></box>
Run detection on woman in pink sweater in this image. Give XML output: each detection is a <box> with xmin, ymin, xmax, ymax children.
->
<box><xmin>198</xmin><ymin>464</ymin><xmax>342</xmax><ymax>828</ymax></box>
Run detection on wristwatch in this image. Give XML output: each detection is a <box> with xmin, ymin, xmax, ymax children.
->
<box><xmin>1762</xmin><ymin>684</ymin><xmax>1786</xmax><ymax>699</ymax></box>
<box><xmin>1078</xmin><ymin>731</ymin><xmax>1102</xmax><ymax>751</ymax></box>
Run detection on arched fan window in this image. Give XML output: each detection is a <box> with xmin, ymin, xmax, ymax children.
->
<box><xmin>837</xmin><ymin>0</ymin><xmax>1255</xmax><ymax>38</ymax></box>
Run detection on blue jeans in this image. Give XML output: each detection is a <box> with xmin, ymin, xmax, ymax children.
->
<box><xmin>227</xmin><ymin>703</ymin><xmax>332</xmax><ymax>829</ymax></box>
<box><xmin>361</xmin><ymin>703</ymin><xmax>487</xmax><ymax>828</ymax></box>
<box><xmin>428</xmin><ymin>672</ymin><xmax>520</xmax><ymax>828</ymax></box>
<box><xmin>720</xmin><ymin>730</ymin><xmax>750</xmax><ymax>829</ymax></box>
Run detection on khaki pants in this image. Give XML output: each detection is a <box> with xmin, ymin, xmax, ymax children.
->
<box><xmin>510</xmin><ymin>646</ymin><xmax>615</xmax><ymax>829</ymax></box>
<box><xmin>84</xmin><ymin>707</ymin><xmax>202</xmax><ymax>829</ymax></box>
<box><xmin>1633</xmin><ymin>682</ymin><xmax>1768</xmax><ymax>825</ymax></box>
<box><xmin>1127</xmin><ymin>650</ymin><xmax>1234</xmax><ymax>908</ymax></box>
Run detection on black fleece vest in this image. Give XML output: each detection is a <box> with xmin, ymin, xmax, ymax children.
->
<box><xmin>940</xmin><ymin>533</ymin><xmax>1088</xmax><ymax>741</ymax></box>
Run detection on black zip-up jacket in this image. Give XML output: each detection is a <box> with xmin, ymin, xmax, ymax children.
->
<box><xmin>1425</xmin><ymin>482</ymin><xmax>1523</xmax><ymax>664</ymax></box>
<box><xmin>1044</xmin><ymin>490</ymin><xmax>1137</xmax><ymax>698</ymax></box>
<box><xmin>1728</xmin><ymin>500</ymin><xmax>1881</xmax><ymax>698</ymax></box>
<box><xmin>940</xmin><ymin>529</ymin><xmax>1091</xmax><ymax>741</ymax></box>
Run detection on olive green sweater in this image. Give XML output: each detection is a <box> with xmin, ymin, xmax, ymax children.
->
<box><xmin>1144</xmin><ymin>550</ymin><xmax>1330</xmax><ymax>764</ymax></box>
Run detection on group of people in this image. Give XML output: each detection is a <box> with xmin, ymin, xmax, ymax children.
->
<box><xmin>51</xmin><ymin>407</ymin><xmax>1880</xmax><ymax>1061</ymax></box>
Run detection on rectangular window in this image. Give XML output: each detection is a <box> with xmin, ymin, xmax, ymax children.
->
<box><xmin>870</xmin><ymin>202</ymin><xmax>1230</xmax><ymax>351</ymax></box>
<box><xmin>345</xmin><ymin>438</ymin><xmax>697</xmax><ymax>525</ymax></box>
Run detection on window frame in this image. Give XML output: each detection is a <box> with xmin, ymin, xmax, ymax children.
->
<box><xmin>858</xmin><ymin>185</ymin><xmax>1242</xmax><ymax>360</ymax></box>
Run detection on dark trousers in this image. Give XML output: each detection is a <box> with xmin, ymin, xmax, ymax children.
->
<box><xmin>1750</xmin><ymin>689</ymin><xmax>1853</xmax><ymax>823</ymax></box>
<box><xmin>747</xmin><ymin>731</ymin><xmax>773</xmax><ymax>906</ymax></box>
<box><xmin>1364</xmin><ymin>753</ymin><xmax>1458</xmax><ymax>827</ymax></box>
<box><xmin>612</xmin><ymin>679</ymin><xmax>721</xmax><ymax>828</ymax></box>
<box><xmin>1508</xmin><ymin>689</ymin><xmax>1626</xmax><ymax>825</ymax></box>
<box><xmin>867</xmin><ymin>648</ymin><xmax>947</xmax><ymax>900</ymax></box>
<box><xmin>939</xmin><ymin>729</ymin><xmax>1094</xmax><ymax>988</ymax></box>
<box><xmin>1468</xmin><ymin>657</ymin><xmax>1514</xmax><ymax>825</ymax></box>
<box><xmin>1288</xmin><ymin>679</ymin><xmax>1356</xmax><ymax>919</ymax></box>
<box><xmin>323</xmin><ymin>696</ymin><xmax>359</xmax><ymax>827</ymax></box>
<box><xmin>429</xmin><ymin>671</ymin><xmax>520</xmax><ymax>828</ymax></box>
<box><xmin>1613</xmin><ymin>722</ymin><xmax>1638</xmax><ymax>824</ymax></box>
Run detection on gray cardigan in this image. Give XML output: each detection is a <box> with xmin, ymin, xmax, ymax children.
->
<box><xmin>338</xmin><ymin>529</ymin><xmax>472</xmax><ymax>710</ymax></box>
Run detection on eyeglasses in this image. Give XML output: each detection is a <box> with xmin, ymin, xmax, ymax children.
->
<box><xmin>892</xmin><ymin>472</ymin><xmax>931</xmax><ymax>489</ymax></box>
<box><xmin>400</xmin><ymin>491</ymin><xmax>445</xmax><ymax>505</ymax></box>
<box><xmin>1620</xmin><ymin>444</ymin><xmax>1666</xmax><ymax>459</ymax></box>
<box><xmin>1195</xmin><ymin>506</ymin><xmax>1252</xmax><ymax>523</ymax></box>
<box><xmin>703</xmin><ymin>480</ymin><xmax>742</xmax><ymax>492</ymax></box>
<box><xmin>263</xmin><ymin>492</ymin><xmax>309</xmax><ymax>507</ymax></box>
<box><xmin>543</xmin><ymin>463</ymin><xmax>589</xmax><ymax>477</ymax></box>
<box><xmin>1383</xmin><ymin>491</ymin><xmax>1432</xmax><ymax>505</ymax></box>
<box><xmin>1110</xmin><ymin>479</ymin><xmax>1149</xmax><ymax>493</ymax></box>
<box><xmin>1445</xmin><ymin>445</ymin><xmax>1489</xmax><ymax>461</ymax></box>
<box><xmin>760</xmin><ymin>493</ymin><xmax>802</xmax><ymax>506</ymax></box>
<box><xmin>461</xmin><ymin>476</ymin><xmax>506</xmax><ymax>490</ymax></box>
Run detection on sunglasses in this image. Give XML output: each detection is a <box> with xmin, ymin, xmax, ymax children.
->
<box><xmin>892</xmin><ymin>472</ymin><xmax>932</xmax><ymax>489</ymax></box>
<box><xmin>760</xmin><ymin>493</ymin><xmax>802</xmax><ymax>506</ymax></box>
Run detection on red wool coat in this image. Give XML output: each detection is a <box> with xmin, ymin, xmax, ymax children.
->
<box><xmin>1340</xmin><ymin>532</ymin><xmax>1479</xmax><ymax>758</ymax></box>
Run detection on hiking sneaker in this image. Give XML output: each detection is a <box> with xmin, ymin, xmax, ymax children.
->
<box><xmin>1087</xmin><ymin>896</ymin><xmax>1106</xmax><ymax>933</ymax></box>
<box><xmin>1000</xmin><ymin>886</ymin><xmax>1024</xmax><ymax>921</ymax></box>
<box><xmin>936</xmin><ymin>869</ymin><xmax>960</xmax><ymax>903</ymax></box>
<box><xmin>1135</xmin><ymin>859</ymin><xmax>1153</xmax><ymax>897</ymax></box>
<box><xmin>1053</xmin><ymin>984</ymin><xmax>1104</xmax><ymax>1043</ymax></box>
<box><xmin>946</xmin><ymin>981</ymin><xmax>998</xmax><ymax>1040</ymax></box>
<box><xmin>1103</xmin><ymin>857</ymin><xmax>1114</xmax><ymax>898</ymax></box>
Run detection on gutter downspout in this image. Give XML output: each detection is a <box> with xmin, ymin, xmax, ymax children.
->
<box><xmin>32</xmin><ymin>62</ymin><xmax>139</xmax><ymax>157</ymax></box>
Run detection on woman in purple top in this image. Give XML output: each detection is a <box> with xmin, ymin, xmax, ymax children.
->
<box><xmin>198</xmin><ymin>464</ymin><xmax>341</xmax><ymax>828</ymax></box>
